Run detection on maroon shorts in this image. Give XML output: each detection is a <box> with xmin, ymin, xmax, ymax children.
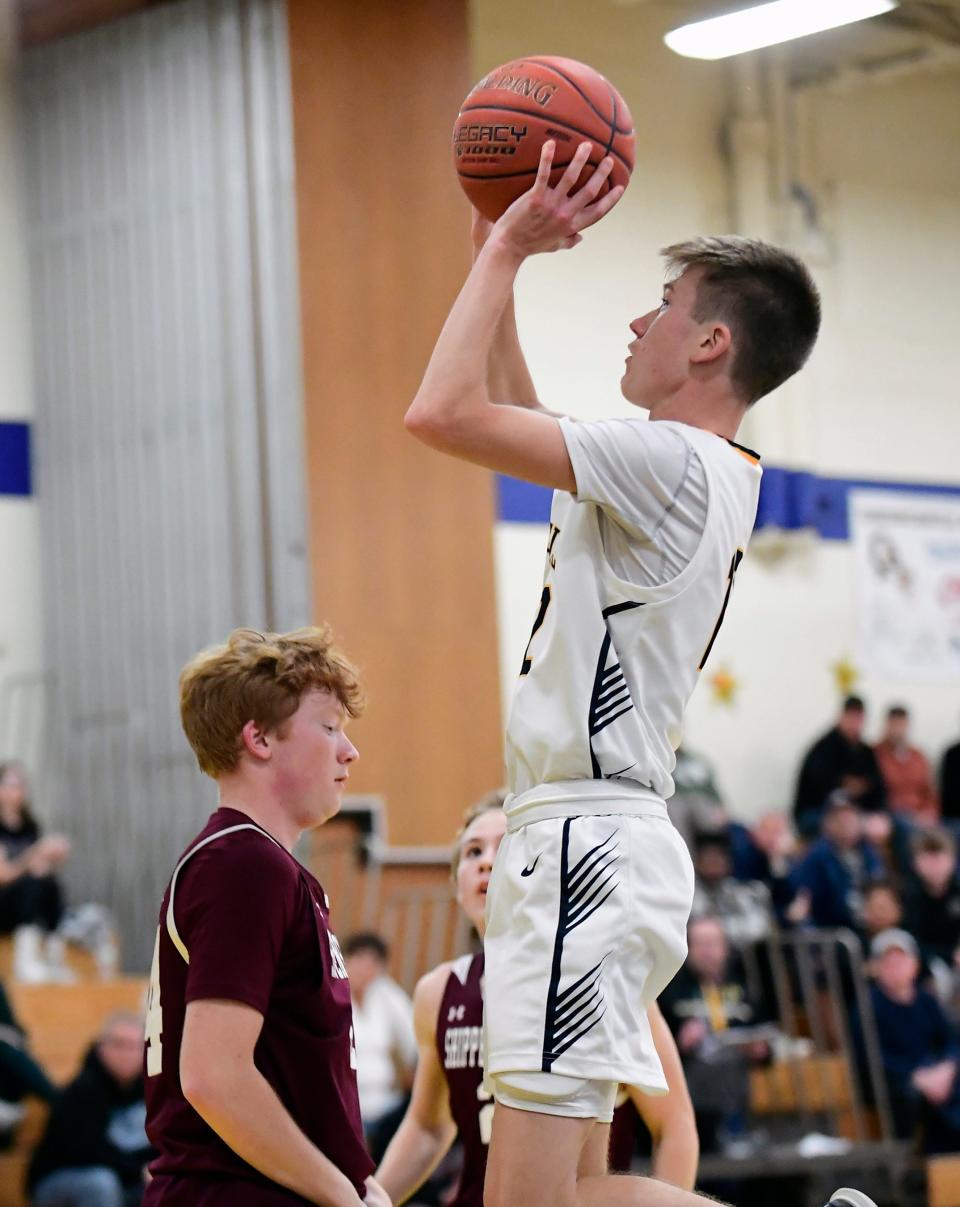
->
<box><xmin>144</xmin><ymin>1174</ymin><xmax>321</xmax><ymax>1205</ymax></box>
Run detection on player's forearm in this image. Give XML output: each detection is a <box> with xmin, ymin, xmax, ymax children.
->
<box><xmin>650</xmin><ymin>1119</ymin><xmax>699</xmax><ymax>1190</ymax></box>
<box><xmin>406</xmin><ymin>236</ymin><xmax>524</xmax><ymax>444</ymax></box>
<box><xmin>487</xmin><ymin>294</ymin><xmax>545</xmax><ymax>410</ymax></box>
<box><xmin>184</xmin><ymin>1067</ymin><xmax>361</xmax><ymax>1207</ymax></box>
<box><xmin>375</xmin><ymin>1114</ymin><xmax>456</xmax><ymax>1204</ymax></box>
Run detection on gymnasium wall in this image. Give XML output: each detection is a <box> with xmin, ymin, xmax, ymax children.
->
<box><xmin>287</xmin><ymin>0</ymin><xmax>504</xmax><ymax>849</ymax></box>
<box><xmin>473</xmin><ymin>0</ymin><xmax>960</xmax><ymax>817</ymax></box>
<box><xmin>0</xmin><ymin>0</ymin><xmax>43</xmax><ymax>744</ymax></box>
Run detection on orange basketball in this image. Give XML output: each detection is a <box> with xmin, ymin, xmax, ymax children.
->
<box><xmin>452</xmin><ymin>55</ymin><xmax>635</xmax><ymax>222</ymax></box>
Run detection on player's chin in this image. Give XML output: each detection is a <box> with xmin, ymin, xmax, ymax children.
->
<box><xmin>316</xmin><ymin>791</ymin><xmax>343</xmax><ymax>824</ymax></box>
<box><xmin>620</xmin><ymin>376</ymin><xmax>648</xmax><ymax>410</ymax></box>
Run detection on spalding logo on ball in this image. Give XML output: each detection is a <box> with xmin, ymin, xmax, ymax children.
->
<box><xmin>452</xmin><ymin>55</ymin><xmax>635</xmax><ymax>221</ymax></box>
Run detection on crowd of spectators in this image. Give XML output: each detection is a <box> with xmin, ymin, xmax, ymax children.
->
<box><xmin>4</xmin><ymin>692</ymin><xmax>960</xmax><ymax>1197</ymax></box>
<box><xmin>664</xmin><ymin>695</ymin><xmax>960</xmax><ymax>1163</ymax></box>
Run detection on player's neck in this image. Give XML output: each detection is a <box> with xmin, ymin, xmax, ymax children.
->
<box><xmin>215</xmin><ymin>778</ymin><xmax>301</xmax><ymax>852</ymax></box>
<box><xmin>647</xmin><ymin>384</ymin><xmax>747</xmax><ymax>442</ymax></box>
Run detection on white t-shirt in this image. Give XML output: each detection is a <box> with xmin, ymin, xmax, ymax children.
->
<box><xmin>351</xmin><ymin>974</ymin><xmax>417</xmax><ymax>1123</ymax></box>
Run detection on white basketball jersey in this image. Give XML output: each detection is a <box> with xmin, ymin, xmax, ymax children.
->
<box><xmin>504</xmin><ymin>417</ymin><xmax>761</xmax><ymax>814</ymax></box>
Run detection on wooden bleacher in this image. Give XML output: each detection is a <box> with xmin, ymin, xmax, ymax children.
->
<box><xmin>0</xmin><ymin>976</ymin><xmax>147</xmax><ymax>1207</ymax></box>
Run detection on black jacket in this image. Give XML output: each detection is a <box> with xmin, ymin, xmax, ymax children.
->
<box><xmin>941</xmin><ymin>742</ymin><xmax>960</xmax><ymax>821</ymax></box>
<box><xmin>904</xmin><ymin>877</ymin><xmax>960</xmax><ymax>966</ymax></box>
<box><xmin>28</xmin><ymin>1044</ymin><xmax>153</xmax><ymax>1190</ymax></box>
<box><xmin>793</xmin><ymin>727</ymin><xmax>887</xmax><ymax>827</ymax></box>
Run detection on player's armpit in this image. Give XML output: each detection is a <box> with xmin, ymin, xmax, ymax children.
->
<box><xmin>405</xmin><ymin>403</ymin><xmax>576</xmax><ymax>493</ymax></box>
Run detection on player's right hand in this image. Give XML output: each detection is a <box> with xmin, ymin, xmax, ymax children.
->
<box><xmin>363</xmin><ymin>1175</ymin><xmax>392</xmax><ymax>1207</ymax></box>
<box><xmin>489</xmin><ymin>139</ymin><xmax>623</xmax><ymax>260</ymax></box>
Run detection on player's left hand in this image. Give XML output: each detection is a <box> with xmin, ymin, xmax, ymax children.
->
<box><xmin>490</xmin><ymin>139</ymin><xmax>624</xmax><ymax>258</ymax></box>
<box><xmin>363</xmin><ymin>1175</ymin><xmax>392</xmax><ymax>1207</ymax></box>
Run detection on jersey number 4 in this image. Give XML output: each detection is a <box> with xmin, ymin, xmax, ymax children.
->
<box><xmin>145</xmin><ymin>928</ymin><xmax>163</xmax><ymax>1076</ymax></box>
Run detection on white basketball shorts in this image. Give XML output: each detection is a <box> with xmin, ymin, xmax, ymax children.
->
<box><xmin>484</xmin><ymin>808</ymin><xmax>694</xmax><ymax>1102</ymax></box>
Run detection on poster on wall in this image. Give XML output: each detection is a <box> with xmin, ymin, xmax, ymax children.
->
<box><xmin>850</xmin><ymin>489</ymin><xmax>960</xmax><ymax>682</ymax></box>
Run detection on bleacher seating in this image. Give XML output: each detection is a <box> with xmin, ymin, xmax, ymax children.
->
<box><xmin>0</xmin><ymin>978</ymin><xmax>147</xmax><ymax>1207</ymax></box>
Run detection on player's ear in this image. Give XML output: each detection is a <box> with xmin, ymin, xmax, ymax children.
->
<box><xmin>240</xmin><ymin>719</ymin><xmax>272</xmax><ymax>762</ymax></box>
<box><xmin>690</xmin><ymin>322</ymin><xmax>732</xmax><ymax>366</ymax></box>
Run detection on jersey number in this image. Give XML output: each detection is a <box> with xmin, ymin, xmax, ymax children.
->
<box><xmin>145</xmin><ymin>928</ymin><xmax>163</xmax><ymax>1077</ymax></box>
<box><xmin>520</xmin><ymin>586</ymin><xmax>552</xmax><ymax>676</ymax></box>
<box><xmin>698</xmin><ymin>549</ymin><xmax>744</xmax><ymax>671</ymax></box>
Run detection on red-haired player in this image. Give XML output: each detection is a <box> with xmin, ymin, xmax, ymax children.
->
<box><xmin>143</xmin><ymin>627</ymin><xmax>389</xmax><ymax>1207</ymax></box>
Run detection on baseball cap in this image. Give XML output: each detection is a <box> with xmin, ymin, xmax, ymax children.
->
<box><xmin>870</xmin><ymin>928</ymin><xmax>919</xmax><ymax>959</ymax></box>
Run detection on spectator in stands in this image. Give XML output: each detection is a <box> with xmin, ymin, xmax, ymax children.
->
<box><xmin>874</xmin><ymin>705</ymin><xmax>939</xmax><ymax>824</ymax></box>
<box><xmin>344</xmin><ymin>933</ymin><xmax>417</xmax><ymax>1163</ymax></box>
<box><xmin>0</xmin><ymin>977</ymin><xmax>56</xmax><ymax>1148</ymax></box>
<box><xmin>940</xmin><ymin>725</ymin><xmax>960</xmax><ymax>824</ymax></box>
<box><xmin>903</xmin><ymin>828</ymin><xmax>960</xmax><ymax>970</ymax></box>
<box><xmin>793</xmin><ymin>696</ymin><xmax>887</xmax><ymax>838</ymax></box>
<box><xmin>862</xmin><ymin>880</ymin><xmax>904</xmax><ymax>948</ymax></box>
<box><xmin>691</xmin><ymin>832</ymin><xmax>773</xmax><ymax>946</ymax></box>
<box><xmin>787</xmin><ymin>793</ymin><xmax>883</xmax><ymax>931</ymax></box>
<box><xmin>728</xmin><ymin>810</ymin><xmax>799</xmax><ymax>922</ymax></box>
<box><xmin>660</xmin><ymin>914</ymin><xmax>771</xmax><ymax>1156</ymax></box>
<box><xmin>859</xmin><ymin>806</ymin><xmax>914</xmax><ymax>885</ymax></box>
<box><xmin>28</xmin><ymin>1011</ymin><xmax>153</xmax><ymax>1206</ymax></box>
<box><xmin>0</xmin><ymin>761</ymin><xmax>72</xmax><ymax>983</ymax></box>
<box><xmin>666</xmin><ymin>746</ymin><xmax>728</xmax><ymax>854</ymax></box>
<box><xmin>862</xmin><ymin>928</ymin><xmax>960</xmax><ymax>1152</ymax></box>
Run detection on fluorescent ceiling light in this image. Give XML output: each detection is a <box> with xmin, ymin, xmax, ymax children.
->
<box><xmin>664</xmin><ymin>0</ymin><xmax>898</xmax><ymax>60</ymax></box>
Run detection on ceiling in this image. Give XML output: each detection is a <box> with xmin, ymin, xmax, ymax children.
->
<box><xmin>15</xmin><ymin>0</ymin><xmax>960</xmax><ymax>71</ymax></box>
<box><xmin>613</xmin><ymin>0</ymin><xmax>960</xmax><ymax>85</ymax></box>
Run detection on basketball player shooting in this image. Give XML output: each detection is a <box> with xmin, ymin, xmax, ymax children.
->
<box><xmin>405</xmin><ymin>139</ymin><xmax>873</xmax><ymax>1207</ymax></box>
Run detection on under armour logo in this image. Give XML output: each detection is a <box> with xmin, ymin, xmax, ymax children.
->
<box><xmin>448</xmin><ymin>1004</ymin><xmax>465</xmax><ymax>1022</ymax></box>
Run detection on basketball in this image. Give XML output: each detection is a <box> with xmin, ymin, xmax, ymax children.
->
<box><xmin>452</xmin><ymin>55</ymin><xmax>635</xmax><ymax>222</ymax></box>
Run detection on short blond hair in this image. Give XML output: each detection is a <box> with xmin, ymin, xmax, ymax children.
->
<box><xmin>450</xmin><ymin>788</ymin><xmax>507</xmax><ymax>879</ymax></box>
<box><xmin>179</xmin><ymin>626</ymin><xmax>364</xmax><ymax>777</ymax></box>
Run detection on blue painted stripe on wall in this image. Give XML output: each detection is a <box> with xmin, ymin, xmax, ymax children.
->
<box><xmin>497</xmin><ymin>467</ymin><xmax>960</xmax><ymax>540</ymax></box>
<box><xmin>0</xmin><ymin>422</ymin><xmax>31</xmax><ymax>497</ymax></box>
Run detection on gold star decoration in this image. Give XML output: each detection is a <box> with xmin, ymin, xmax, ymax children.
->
<box><xmin>709</xmin><ymin>666</ymin><xmax>739</xmax><ymax>706</ymax></box>
<box><xmin>831</xmin><ymin>656</ymin><xmax>859</xmax><ymax>696</ymax></box>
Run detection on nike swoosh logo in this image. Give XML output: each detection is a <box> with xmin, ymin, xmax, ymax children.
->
<box><xmin>521</xmin><ymin>854</ymin><xmax>541</xmax><ymax>877</ymax></box>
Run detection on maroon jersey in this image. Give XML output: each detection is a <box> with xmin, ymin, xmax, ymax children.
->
<box><xmin>436</xmin><ymin>951</ymin><xmax>489</xmax><ymax>1207</ymax></box>
<box><xmin>608</xmin><ymin>1095</ymin><xmax>641</xmax><ymax>1172</ymax></box>
<box><xmin>143</xmin><ymin>808</ymin><xmax>374</xmax><ymax>1205</ymax></box>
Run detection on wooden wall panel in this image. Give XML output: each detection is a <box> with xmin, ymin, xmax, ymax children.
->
<box><xmin>288</xmin><ymin>0</ymin><xmax>504</xmax><ymax>847</ymax></box>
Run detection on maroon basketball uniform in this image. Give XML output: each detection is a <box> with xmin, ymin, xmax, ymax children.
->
<box><xmin>143</xmin><ymin>808</ymin><xmax>374</xmax><ymax>1205</ymax></box>
<box><xmin>608</xmin><ymin>1095</ymin><xmax>641</xmax><ymax>1172</ymax></box>
<box><xmin>436</xmin><ymin>951</ymin><xmax>489</xmax><ymax>1207</ymax></box>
